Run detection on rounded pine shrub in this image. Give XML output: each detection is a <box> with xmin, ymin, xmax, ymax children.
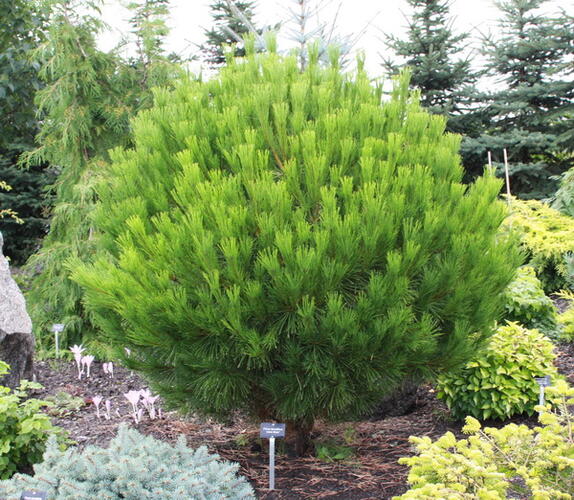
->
<box><xmin>0</xmin><ymin>424</ymin><xmax>255</xmax><ymax>499</ymax></box>
<box><xmin>503</xmin><ymin>266</ymin><xmax>559</xmax><ymax>337</ymax></box>
<box><xmin>72</xmin><ymin>42</ymin><xmax>521</xmax><ymax>454</ymax></box>
<box><xmin>437</xmin><ymin>322</ymin><xmax>559</xmax><ymax>420</ymax></box>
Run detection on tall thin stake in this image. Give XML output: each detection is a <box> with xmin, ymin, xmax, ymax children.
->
<box><xmin>503</xmin><ymin>148</ymin><xmax>511</xmax><ymax>207</ymax></box>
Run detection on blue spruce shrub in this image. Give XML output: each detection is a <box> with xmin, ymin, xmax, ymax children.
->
<box><xmin>0</xmin><ymin>424</ymin><xmax>255</xmax><ymax>499</ymax></box>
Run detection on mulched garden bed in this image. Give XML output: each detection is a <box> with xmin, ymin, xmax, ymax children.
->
<box><xmin>27</xmin><ymin>340</ymin><xmax>573</xmax><ymax>500</ymax></box>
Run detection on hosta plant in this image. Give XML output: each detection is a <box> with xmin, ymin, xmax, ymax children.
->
<box><xmin>503</xmin><ymin>266</ymin><xmax>559</xmax><ymax>338</ymax></box>
<box><xmin>72</xmin><ymin>42</ymin><xmax>520</xmax><ymax>454</ymax></box>
<box><xmin>0</xmin><ymin>362</ymin><xmax>64</xmax><ymax>479</ymax></box>
<box><xmin>0</xmin><ymin>424</ymin><xmax>255</xmax><ymax>499</ymax></box>
<box><xmin>437</xmin><ymin>322</ymin><xmax>559</xmax><ymax>420</ymax></box>
<box><xmin>396</xmin><ymin>380</ymin><xmax>574</xmax><ymax>499</ymax></box>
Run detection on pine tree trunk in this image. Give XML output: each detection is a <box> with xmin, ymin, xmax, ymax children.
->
<box><xmin>285</xmin><ymin>418</ymin><xmax>314</xmax><ymax>456</ymax></box>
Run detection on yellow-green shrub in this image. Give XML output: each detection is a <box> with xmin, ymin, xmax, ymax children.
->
<box><xmin>396</xmin><ymin>381</ymin><xmax>574</xmax><ymax>500</ymax></box>
<box><xmin>0</xmin><ymin>362</ymin><xmax>64</xmax><ymax>479</ymax></box>
<box><xmin>437</xmin><ymin>322</ymin><xmax>558</xmax><ymax>420</ymax></box>
<box><xmin>504</xmin><ymin>198</ymin><xmax>574</xmax><ymax>292</ymax></box>
<box><xmin>503</xmin><ymin>266</ymin><xmax>559</xmax><ymax>337</ymax></box>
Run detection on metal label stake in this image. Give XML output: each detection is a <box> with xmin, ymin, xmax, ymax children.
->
<box><xmin>535</xmin><ymin>375</ymin><xmax>552</xmax><ymax>414</ymax></box>
<box><xmin>269</xmin><ymin>436</ymin><xmax>276</xmax><ymax>489</ymax></box>
<box><xmin>260</xmin><ymin>422</ymin><xmax>286</xmax><ymax>490</ymax></box>
<box><xmin>51</xmin><ymin>323</ymin><xmax>65</xmax><ymax>357</ymax></box>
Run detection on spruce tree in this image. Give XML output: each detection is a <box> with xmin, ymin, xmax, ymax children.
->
<box><xmin>73</xmin><ymin>45</ymin><xmax>520</xmax><ymax>455</ymax></box>
<box><xmin>201</xmin><ymin>0</ymin><xmax>261</xmax><ymax>67</ymax></box>
<box><xmin>23</xmin><ymin>0</ymin><xmax>182</xmax><ymax>352</ymax></box>
<box><xmin>461</xmin><ymin>0</ymin><xmax>574</xmax><ymax>199</ymax></box>
<box><xmin>0</xmin><ymin>0</ymin><xmax>53</xmax><ymax>263</ymax></box>
<box><xmin>383</xmin><ymin>0</ymin><xmax>478</xmax><ymax>135</ymax></box>
<box><xmin>284</xmin><ymin>0</ymin><xmax>357</xmax><ymax>70</ymax></box>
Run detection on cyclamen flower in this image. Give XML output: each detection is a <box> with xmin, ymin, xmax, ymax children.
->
<box><xmin>70</xmin><ymin>345</ymin><xmax>85</xmax><ymax>378</ymax></box>
<box><xmin>81</xmin><ymin>355</ymin><xmax>95</xmax><ymax>378</ymax></box>
<box><xmin>124</xmin><ymin>390</ymin><xmax>141</xmax><ymax>422</ymax></box>
<box><xmin>92</xmin><ymin>395</ymin><xmax>103</xmax><ymax>419</ymax></box>
<box><xmin>103</xmin><ymin>362</ymin><xmax>114</xmax><ymax>377</ymax></box>
<box><xmin>104</xmin><ymin>399</ymin><xmax>111</xmax><ymax>420</ymax></box>
<box><xmin>140</xmin><ymin>389</ymin><xmax>159</xmax><ymax>419</ymax></box>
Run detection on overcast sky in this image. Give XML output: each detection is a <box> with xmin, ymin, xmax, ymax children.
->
<box><xmin>99</xmin><ymin>0</ymin><xmax>567</xmax><ymax>78</ymax></box>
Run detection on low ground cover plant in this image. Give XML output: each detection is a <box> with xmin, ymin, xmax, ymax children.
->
<box><xmin>397</xmin><ymin>380</ymin><xmax>574</xmax><ymax>499</ymax></box>
<box><xmin>0</xmin><ymin>362</ymin><xmax>64</xmax><ymax>479</ymax></box>
<box><xmin>437</xmin><ymin>322</ymin><xmax>559</xmax><ymax>420</ymax></box>
<box><xmin>0</xmin><ymin>424</ymin><xmax>255</xmax><ymax>499</ymax></box>
<box><xmin>43</xmin><ymin>391</ymin><xmax>85</xmax><ymax>418</ymax></box>
<box><xmin>72</xmin><ymin>43</ymin><xmax>520</xmax><ymax>454</ymax></box>
<box><xmin>504</xmin><ymin>198</ymin><xmax>574</xmax><ymax>292</ymax></box>
<box><xmin>503</xmin><ymin>266</ymin><xmax>559</xmax><ymax>337</ymax></box>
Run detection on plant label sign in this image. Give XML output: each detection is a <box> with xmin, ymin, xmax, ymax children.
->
<box><xmin>535</xmin><ymin>376</ymin><xmax>551</xmax><ymax>387</ymax></box>
<box><xmin>535</xmin><ymin>376</ymin><xmax>552</xmax><ymax>412</ymax></box>
<box><xmin>260</xmin><ymin>423</ymin><xmax>286</xmax><ymax>439</ymax></box>
<box><xmin>260</xmin><ymin>423</ymin><xmax>286</xmax><ymax>490</ymax></box>
<box><xmin>20</xmin><ymin>491</ymin><xmax>48</xmax><ymax>500</ymax></box>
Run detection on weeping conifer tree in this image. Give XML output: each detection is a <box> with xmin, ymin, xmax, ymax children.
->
<box><xmin>73</xmin><ymin>41</ymin><xmax>520</xmax><ymax>455</ymax></box>
<box><xmin>23</xmin><ymin>0</ymin><xmax>182</xmax><ymax>353</ymax></box>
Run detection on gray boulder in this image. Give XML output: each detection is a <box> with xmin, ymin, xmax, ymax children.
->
<box><xmin>0</xmin><ymin>232</ymin><xmax>34</xmax><ymax>388</ymax></box>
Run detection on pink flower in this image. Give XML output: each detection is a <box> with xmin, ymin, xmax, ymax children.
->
<box><xmin>102</xmin><ymin>362</ymin><xmax>114</xmax><ymax>377</ymax></box>
<box><xmin>70</xmin><ymin>345</ymin><xmax>85</xmax><ymax>378</ymax></box>
<box><xmin>70</xmin><ymin>344</ymin><xmax>85</xmax><ymax>357</ymax></box>
<box><xmin>92</xmin><ymin>395</ymin><xmax>103</xmax><ymax>418</ymax></box>
<box><xmin>124</xmin><ymin>390</ymin><xmax>140</xmax><ymax>408</ymax></box>
<box><xmin>81</xmin><ymin>355</ymin><xmax>95</xmax><ymax>378</ymax></box>
<box><xmin>104</xmin><ymin>399</ymin><xmax>111</xmax><ymax>420</ymax></box>
<box><xmin>140</xmin><ymin>388</ymin><xmax>159</xmax><ymax>419</ymax></box>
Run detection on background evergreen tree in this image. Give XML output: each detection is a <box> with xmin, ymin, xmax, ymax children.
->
<box><xmin>383</xmin><ymin>0</ymin><xmax>479</xmax><ymax>136</ymax></box>
<box><xmin>201</xmin><ymin>0</ymin><xmax>261</xmax><ymax>67</ymax></box>
<box><xmin>284</xmin><ymin>0</ymin><xmax>360</xmax><ymax>70</ymax></box>
<box><xmin>461</xmin><ymin>0</ymin><xmax>574</xmax><ymax>199</ymax></box>
<box><xmin>0</xmin><ymin>0</ymin><xmax>54</xmax><ymax>264</ymax></box>
<box><xmin>23</xmin><ymin>0</ymin><xmax>182</xmax><ymax>353</ymax></box>
<box><xmin>73</xmin><ymin>46</ymin><xmax>520</xmax><ymax>455</ymax></box>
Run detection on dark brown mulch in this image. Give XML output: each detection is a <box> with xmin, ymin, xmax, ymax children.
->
<box><xmin>555</xmin><ymin>341</ymin><xmax>574</xmax><ymax>386</ymax></box>
<box><xmin>26</xmin><ymin>340</ymin><xmax>574</xmax><ymax>500</ymax></box>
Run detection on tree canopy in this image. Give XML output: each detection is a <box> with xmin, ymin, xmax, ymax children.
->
<box><xmin>73</xmin><ymin>45</ymin><xmax>520</xmax><ymax>454</ymax></box>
